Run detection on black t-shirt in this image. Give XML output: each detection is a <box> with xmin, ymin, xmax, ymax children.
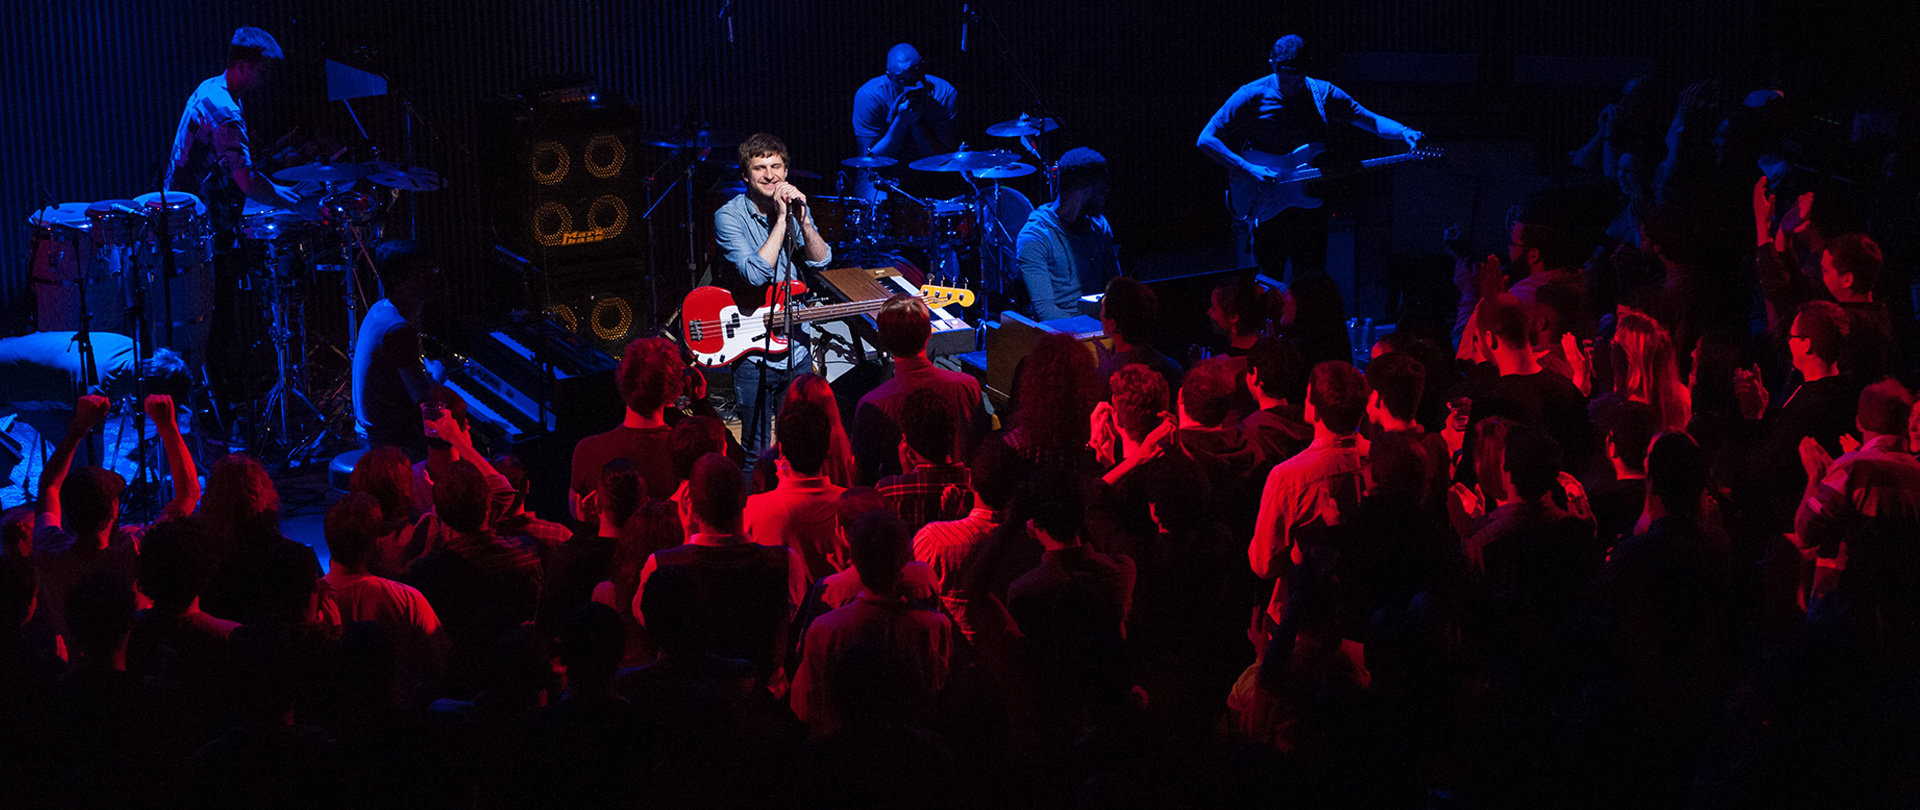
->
<box><xmin>1589</xmin><ymin>476</ymin><xmax>1647</xmax><ymax>553</ymax></box>
<box><xmin>571</xmin><ymin>425</ymin><xmax>679</xmax><ymax>500</ymax></box>
<box><xmin>1448</xmin><ymin>369</ymin><xmax>1591</xmax><ymax>474</ymax></box>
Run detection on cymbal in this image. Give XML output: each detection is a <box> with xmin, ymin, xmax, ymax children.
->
<box><xmin>273</xmin><ymin>161</ymin><xmax>375</xmax><ymax>183</ymax></box>
<box><xmin>908</xmin><ymin>148</ymin><xmax>1021</xmax><ymax>173</ymax></box>
<box><xmin>970</xmin><ymin>162</ymin><xmax>1036</xmax><ymax>179</ymax></box>
<box><xmin>985</xmin><ymin>114</ymin><xmax>1059</xmax><ymax>138</ymax></box>
<box><xmin>642</xmin><ymin>126</ymin><xmax>747</xmax><ymax>150</ymax></box>
<box><xmin>841</xmin><ymin>155</ymin><xmax>898</xmax><ymax>169</ymax></box>
<box><xmin>367</xmin><ymin>163</ymin><xmax>446</xmax><ymax>192</ymax></box>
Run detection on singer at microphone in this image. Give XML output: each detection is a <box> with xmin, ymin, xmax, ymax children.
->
<box><xmin>711</xmin><ymin>133</ymin><xmax>833</xmax><ymax>455</ymax></box>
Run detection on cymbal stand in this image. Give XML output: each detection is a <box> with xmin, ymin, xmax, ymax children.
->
<box><xmin>254</xmin><ymin>242</ymin><xmax>325</xmax><ymax>467</ymax></box>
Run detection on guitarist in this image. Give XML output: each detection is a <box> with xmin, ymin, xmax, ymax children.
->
<box><xmin>1197</xmin><ymin>34</ymin><xmax>1424</xmax><ymax>280</ymax></box>
<box><xmin>714</xmin><ymin>133</ymin><xmax>834</xmax><ymax>454</ymax></box>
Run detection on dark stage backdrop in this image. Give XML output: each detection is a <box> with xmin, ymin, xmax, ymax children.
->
<box><xmin>11</xmin><ymin>0</ymin><xmax>1890</xmax><ymax>341</ymax></box>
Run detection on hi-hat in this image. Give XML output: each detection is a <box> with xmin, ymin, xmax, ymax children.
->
<box><xmin>970</xmin><ymin>162</ymin><xmax>1036</xmax><ymax>179</ymax></box>
<box><xmin>841</xmin><ymin>155</ymin><xmax>898</xmax><ymax>169</ymax></box>
<box><xmin>273</xmin><ymin>161</ymin><xmax>375</xmax><ymax>182</ymax></box>
<box><xmin>985</xmin><ymin>114</ymin><xmax>1060</xmax><ymax>138</ymax></box>
<box><xmin>908</xmin><ymin>148</ymin><xmax>1021</xmax><ymax>173</ymax></box>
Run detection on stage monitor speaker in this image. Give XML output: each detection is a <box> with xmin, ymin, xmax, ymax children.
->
<box><xmin>481</xmin><ymin>87</ymin><xmax>641</xmax><ymax>268</ymax></box>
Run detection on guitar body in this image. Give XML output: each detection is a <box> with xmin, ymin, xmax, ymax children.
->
<box><xmin>1227</xmin><ymin>143</ymin><xmax>1327</xmax><ymax>225</ymax></box>
<box><xmin>682</xmin><ymin>280</ymin><xmax>807</xmax><ymax>367</ymax></box>
<box><xmin>1226</xmin><ymin>143</ymin><xmax>1443</xmax><ymax>226</ymax></box>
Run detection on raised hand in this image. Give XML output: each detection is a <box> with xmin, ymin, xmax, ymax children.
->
<box><xmin>1734</xmin><ymin>363</ymin><xmax>1769</xmax><ymax>420</ymax></box>
<box><xmin>1798</xmin><ymin>436</ymin><xmax>1834</xmax><ymax>485</ymax></box>
<box><xmin>74</xmin><ymin>394</ymin><xmax>112</xmax><ymax>432</ymax></box>
<box><xmin>142</xmin><ymin>394</ymin><xmax>176</xmax><ymax>426</ymax></box>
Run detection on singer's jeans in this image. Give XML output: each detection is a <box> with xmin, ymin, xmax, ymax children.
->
<box><xmin>731</xmin><ymin>340</ymin><xmax>809</xmax><ymax>460</ymax></box>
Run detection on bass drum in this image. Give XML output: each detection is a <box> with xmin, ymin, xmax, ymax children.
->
<box><xmin>977</xmin><ymin>186</ymin><xmax>1034</xmax><ymax>297</ymax></box>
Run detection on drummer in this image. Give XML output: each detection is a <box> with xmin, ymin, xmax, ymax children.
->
<box><xmin>163</xmin><ymin>26</ymin><xmax>310</xmax><ymax>414</ymax></box>
<box><xmin>164</xmin><ymin>26</ymin><xmax>307</xmax><ymax>243</ymax></box>
<box><xmin>851</xmin><ymin>43</ymin><xmax>958</xmax><ymax>199</ymax></box>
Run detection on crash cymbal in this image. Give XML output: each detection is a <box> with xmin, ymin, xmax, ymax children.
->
<box><xmin>984</xmin><ymin>114</ymin><xmax>1060</xmax><ymax>138</ymax></box>
<box><xmin>969</xmin><ymin>162</ymin><xmax>1036</xmax><ymax>179</ymax></box>
<box><xmin>841</xmin><ymin>155</ymin><xmax>898</xmax><ymax>169</ymax></box>
<box><xmin>367</xmin><ymin>163</ymin><xmax>446</xmax><ymax>192</ymax></box>
<box><xmin>272</xmin><ymin>161</ymin><xmax>375</xmax><ymax>183</ymax></box>
<box><xmin>642</xmin><ymin>126</ymin><xmax>748</xmax><ymax>150</ymax></box>
<box><xmin>908</xmin><ymin>148</ymin><xmax>1021</xmax><ymax>173</ymax></box>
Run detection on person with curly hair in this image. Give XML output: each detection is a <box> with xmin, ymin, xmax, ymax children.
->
<box><xmin>571</xmin><ymin>337</ymin><xmax>685</xmax><ymax>520</ymax></box>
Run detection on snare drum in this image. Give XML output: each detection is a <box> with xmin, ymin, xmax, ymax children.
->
<box><xmin>887</xmin><ymin>197</ymin><xmax>975</xmax><ymax>245</ymax></box>
<box><xmin>29</xmin><ymin>204</ymin><xmax>124</xmax><ymax>333</ymax></box>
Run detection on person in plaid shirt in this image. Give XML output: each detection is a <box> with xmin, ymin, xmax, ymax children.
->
<box><xmin>878</xmin><ymin>389</ymin><xmax>972</xmax><ymax>531</ymax></box>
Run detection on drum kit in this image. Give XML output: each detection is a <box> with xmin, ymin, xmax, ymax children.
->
<box><xmin>805</xmin><ymin>113</ymin><xmax>1062</xmax><ymax>305</ymax></box>
<box><xmin>24</xmin><ymin>158</ymin><xmax>442</xmax><ymax>466</ymax></box>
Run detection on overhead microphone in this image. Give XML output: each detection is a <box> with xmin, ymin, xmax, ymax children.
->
<box><xmin>960</xmin><ymin>3</ymin><xmax>970</xmax><ymax>53</ymax></box>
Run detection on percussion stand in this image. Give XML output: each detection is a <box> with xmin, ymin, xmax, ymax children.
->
<box><xmin>258</xmin><ymin>240</ymin><xmax>325</xmax><ymax>467</ymax></box>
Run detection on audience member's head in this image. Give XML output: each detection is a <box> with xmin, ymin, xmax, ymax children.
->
<box><xmin>1821</xmin><ymin>232</ymin><xmax>1883</xmax><ymax>301</ymax></box>
<box><xmin>1364</xmin><ymin>352</ymin><xmax>1425</xmax><ymax>426</ymax></box>
<box><xmin>876</xmin><ymin>294</ymin><xmax>933</xmax><ymax>357</ymax></box>
<box><xmin>598</xmin><ymin>458</ymin><xmax>644</xmax><ymax>529</ymax></box>
<box><xmin>899</xmin><ymin>388</ymin><xmax>957</xmax><ymax>465</ymax></box>
<box><xmin>848</xmin><ymin>510</ymin><xmax>913</xmax><ymax>596</ymax></box>
<box><xmin>1791</xmin><ymin>300</ymin><xmax>1849</xmax><ymax>372</ymax></box>
<box><xmin>1013</xmin><ymin>332</ymin><xmax>1098</xmax><ymax>451</ymax></box>
<box><xmin>1614</xmin><ymin>307</ymin><xmax>1690</xmax><ymax>431</ymax></box>
<box><xmin>1857</xmin><ymin>379</ymin><xmax>1913</xmax><ymax>438</ymax></box>
<box><xmin>835</xmin><ymin>486</ymin><xmax>889</xmax><ymax>540</ymax></box>
<box><xmin>671</xmin><ymin>415</ymin><xmax>730</xmax><ymax>484</ymax></box>
<box><xmin>1180</xmin><ymin>357</ymin><xmax>1240</xmax><ymax>429</ymax></box>
<box><xmin>1638</xmin><ymin>204</ymin><xmax>1707</xmax><ymax>268</ymax></box>
<box><xmin>1306</xmin><ymin>361</ymin><xmax>1368</xmax><ymax>435</ymax></box>
<box><xmin>350</xmin><ymin>446</ymin><xmax>415</xmax><ymax>527</ymax></box>
<box><xmin>1</xmin><ymin>505</ymin><xmax>31</xmax><ymax>558</ymax></box>
<box><xmin>689</xmin><ymin>453</ymin><xmax>747</xmax><ymax>532</ymax></box>
<box><xmin>612</xmin><ymin>499</ymin><xmax>684</xmax><ymax>612</ymax></box>
<box><xmin>490</xmin><ymin>454</ymin><xmax>533</xmax><ymax>514</ymax></box>
<box><xmin>432</xmin><ymin>459</ymin><xmax>492</xmax><ymax>535</ymax></box>
<box><xmin>0</xmin><ymin>553</ymin><xmax>35</xmax><ymax>631</ymax></box>
<box><xmin>617</xmin><ymin>337</ymin><xmax>685</xmax><ymax>417</ymax></box>
<box><xmin>1501</xmin><ymin>422</ymin><xmax>1563</xmax><ymax>503</ymax></box>
<box><xmin>1602</xmin><ymin>400</ymin><xmax>1661</xmax><ymax>475</ymax></box>
<box><xmin>638</xmin><ymin>564</ymin><xmax>708</xmax><ymax>655</ymax></box>
<box><xmin>65</xmin><ymin>572</ymin><xmax>135</xmax><ymax>668</ymax></box>
<box><xmin>138</xmin><ymin>348</ymin><xmax>194</xmax><ymax>405</ymax></box>
<box><xmin>1512</xmin><ymin>189</ymin><xmax>1588</xmax><ymax>270</ymax></box>
<box><xmin>1646</xmin><ymin>432</ymin><xmax>1708</xmax><ymax>517</ymax></box>
<box><xmin>1110</xmin><ymin>363</ymin><xmax>1170</xmax><ymax>441</ymax></box>
<box><xmin>323</xmin><ymin>494</ymin><xmax>384</xmax><ymax>573</ymax></box>
<box><xmin>969</xmin><ymin>436</ymin><xmax>1024</xmax><ymax>512</ymax></box>
<box><xmin>257</xmin><ymin>540</ymin><xmax>321</xmax><ymax>625</ymax></box>
<box><xmin>559</xmin><ymin>602</ymin><xmax>625</xmax><ymax>687</ymax></box>
<box><xmin>138</xmin><ymin>517</ymin><xmax>216</xmax><ymax>614</ymax></box>
<box><xmin>1247</xmin><ymin>335</ymin><xmax>1305</xmax><ymax>403</ymax></box>
<box><xmin>201</xmin><ymin>453</ymin><xmax>281</xmax><ymax>556</ymax></box>
<box><xmin>1210</xmin><ymin>275</ymin><xmax>1276</xmax><ymax>339</ymax></box>
<box><xmin>1474</xmin><ymin>293</ymin><xmax>1533</xmax><ymax>355</ymax></box>
<box><xmin>1101</xmin><ymin>277</ymin><xmax>1160</xmax><ymax>347</ymax></box>
<box><xmin>778</xmin><ymin>399</ymin><xmax>832</xmax><ymax>477</ymax></box>
<box><xmin>1020</xmin><ymin>467</ymin><xmax>1086</xmax><ymax>547</ymax></box>
<box><xmin>1287</xmin><ymin>273</ymin><xmax>1350</xmax><ymax>350</ymax></box>
<box><xmin>60</xmin><ymin>466</ymin><xmax>125</xmax><ymax>538</ymax></box>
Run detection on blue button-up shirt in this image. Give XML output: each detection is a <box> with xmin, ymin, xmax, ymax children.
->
<box><xmin>714</xmin><ymin>193</ymin><xmax>833</xmax><ymax>289</ymax></box>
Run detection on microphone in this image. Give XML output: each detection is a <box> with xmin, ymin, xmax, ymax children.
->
<box><xmin>111</xmin><ymin>203</ymin><xmax>147</xmax><ymax>217</ymax></box>
<box><xmin>960</xmin><ymin>4</ymin><xmax>970</xmax><ymax>53</ymax></box>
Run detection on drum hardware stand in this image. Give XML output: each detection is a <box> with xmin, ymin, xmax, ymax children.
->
<box><xmin>641</xmin><ymin>149</ymin><xmax>694</xmax><ymax>332</ymax></box>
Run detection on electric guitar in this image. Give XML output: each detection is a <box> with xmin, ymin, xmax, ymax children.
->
<box><xmin>681</xmin><ymin>281</ymin><xmax>975</xmax><ymax>367</ymax></box>
<box><xmin>1227</xmin><ymin>143</ymin><xmax>1444</xmax><ymax>226</ymax></box>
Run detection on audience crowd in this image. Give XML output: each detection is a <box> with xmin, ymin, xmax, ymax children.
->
<box><xmin>4</xmin><ymin>80</ymin><xmax>1920</xmax><ymax>809</ymax></box>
